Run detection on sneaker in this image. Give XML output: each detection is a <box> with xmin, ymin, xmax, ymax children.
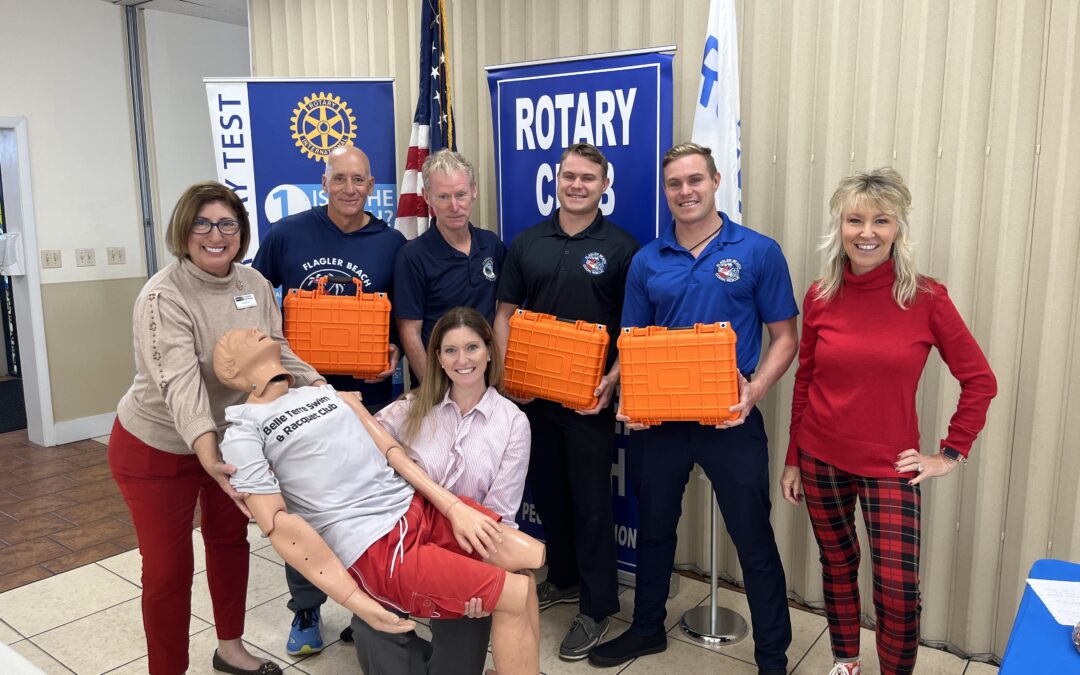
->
<box><xmin>558</xmin><ymin>614</ymin><xmax>610</xmax><ymax>660</ymax></box>
<box><xmin>587</xmin><ymin>629</ymin><xmax>666</xmax><ymax>667</ymax></box>
<box><xmin>536</xmin><ymin>580</ymin><xmax>580</xmax><ymax>610</ymax></box>
<box><xmin>828</xmin><ymin>660</ymin><xmax>861</xmax><ymax>675</ymax></box>
<box><xmin>286</xmin><ymin>608</ymin><xmax>324</xmax><ymax>656</ymax></box>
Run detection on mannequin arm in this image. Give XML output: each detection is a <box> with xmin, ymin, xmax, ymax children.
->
<box><xmin>338</xmin><ymin>392</ymin><xmax>504</xmax><ymax>557</ymax></box>
<box><xmin>245</xmin><ymin>493</ymin><xmax>415</xmax><ymax>634</ymax></box>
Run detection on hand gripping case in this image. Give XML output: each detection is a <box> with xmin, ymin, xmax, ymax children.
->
<box><xmin>504</xmin><ymin>309</ymin><xmax>610</xmax><ymax>410</ymax></box>
<box><xmin>283</xmin><ymin>276</ymin><xmax>391</xmax><ymax>379</ymax></box>
<box><xmin>617</xmin><ymin>322</ymin><xmax>739</xmax><ymax>426</ymax></box>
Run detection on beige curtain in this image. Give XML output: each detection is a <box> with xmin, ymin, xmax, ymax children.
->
<box><xmin>248</xmin><ymin>0</ymin><xmax>1080</xmax><ymax>659</ymax></box>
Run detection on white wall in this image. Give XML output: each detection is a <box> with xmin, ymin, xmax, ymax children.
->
<box><xmin>143</xmin><ymin>9</ymin><xmax>250</xmax><ymax>267</ymax></box>
<box><xmin>0</xmin><ymin>0</ymin><xmax>251</xmax><ymax>435</ymax></box>
<box><xmin>0</xmin><ymin>0</ymin><xmax>143</xmax><ymax>283</ymax></box>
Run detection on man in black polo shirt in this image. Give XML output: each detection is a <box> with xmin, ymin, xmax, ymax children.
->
<box><xmin>494</xmin><ymin>142</ymin><xmax>639</xmax><ymax>661</ymax></box>
<box><xmin>394</xmin><ymin>149</ymin><xmax>504</xmax><ymax>382</ymax></box>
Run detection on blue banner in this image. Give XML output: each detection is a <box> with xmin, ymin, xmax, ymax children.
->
<box><xmin>205</xmin><ymin>78</ymin><xmax>397</xmax><ymax>261</ymax></box>
<box><xmin>488</xmin><ymin>49</ymin><xmax>674</xmax><ymax>576</ymax></box>
<box><xmin>486</xmin><ymin>49</ymin><xmax>674</xmax><ymax>246</ymax></box>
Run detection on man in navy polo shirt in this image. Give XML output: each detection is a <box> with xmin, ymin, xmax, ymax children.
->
<box><xmin>393</xmin><ymin>150</ymin><xmax>504</xmax><ymax>382</ymax></box>
<box><xmin>589</xmin><ymin>143</ymin><xmax>797</xmax><ymax>675</ymax></box>
<box><xmin>494</xmin><ymin>143</ymin><xmax>640</xmax><ymax>661</ymax></box>
<box><xmin>252</xmin><ymin>144</ymin><xmax>404</xmax><ymax>656</ymax></box>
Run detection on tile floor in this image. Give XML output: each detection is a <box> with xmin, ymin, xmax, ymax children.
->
<box><xmin>0</xmin><ymin>431</ymin><xmax>141</xmax><ymax>594</ymax></box>
<box><xmin>0</xmin><ymin>431</ymin><xmax>1002</xmax><ymax>674</ymax></box>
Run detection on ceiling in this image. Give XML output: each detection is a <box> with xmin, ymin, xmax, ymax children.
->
<box><xmin>101</xmin><ymin>0</ymin><xmax>248</xmax><ymax>27</ymax></box>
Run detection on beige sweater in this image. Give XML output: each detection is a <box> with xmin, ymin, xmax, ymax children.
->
<box><xmin>117</xmin><ymin>258</ymin><xmax>321</xmax><ymax>455</ymax></box>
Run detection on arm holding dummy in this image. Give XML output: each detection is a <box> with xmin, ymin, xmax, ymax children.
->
<box><xmin>339</xmin><ymin>392</ymin><xmax>544</xmax><ymax>570</ymax></box>
<box><xmin>245</xmin><ymin>492</ymin><xmax>415</xmax><ymax>634</ymax></box>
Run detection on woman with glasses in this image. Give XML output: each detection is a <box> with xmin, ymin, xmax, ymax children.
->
<box><xmin>109</xmin><ymin>181</ymin><xmax>323</xmax><ymax>675</ymax></box>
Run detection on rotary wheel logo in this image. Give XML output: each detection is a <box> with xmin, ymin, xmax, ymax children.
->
<box><xmin>290</xmin><ymin>92</ymin><xmax>357</xmax><ymax>161</ymax></box>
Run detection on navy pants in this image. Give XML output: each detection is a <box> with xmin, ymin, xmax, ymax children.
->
<box><xmin>629</xmin><ymin>408</ymin><xmax>792</xmax><ymax>670</ymax></box>
<box><xmin>524</xmin><ymin>399</ymin><xmax>620</xmax><ymax>620</ymax></box>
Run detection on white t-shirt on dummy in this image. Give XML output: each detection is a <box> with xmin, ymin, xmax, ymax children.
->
<box><xmin>222</xmin><ymin>384</ymin><xmax>413</xmax><ymax>566</ymax></box>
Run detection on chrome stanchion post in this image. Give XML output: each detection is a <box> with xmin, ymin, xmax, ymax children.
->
<box><xmin>680</xmin><ymin>478</ymin><xmax>748</xmax><ymax>646</ymax></box>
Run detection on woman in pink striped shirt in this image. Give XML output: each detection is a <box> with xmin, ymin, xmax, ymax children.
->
<box><xmin>349</xmin><ymin>306</ymin><xmax>532</xmax><ymax>673</ymax></box>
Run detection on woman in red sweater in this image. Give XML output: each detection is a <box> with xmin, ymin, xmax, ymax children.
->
<box><xmin>781</xmin><ymin>168</ymin><xmax>996</xmax><ymax>675</ymax></box>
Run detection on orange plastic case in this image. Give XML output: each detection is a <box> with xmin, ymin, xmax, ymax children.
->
<box><xmin>617</xmin><ymin>322</ymin><xmax>739</xmax><ymax>426</ymax></box>
<box><xmin>504</xmin><ymin>310</ymin><xmax>610</xmax><ymax>410</ymax></box>
<box><xmin>283</xmin><ymin>276</ymin><xmax>391</xmax><ymax>379</ymax></box>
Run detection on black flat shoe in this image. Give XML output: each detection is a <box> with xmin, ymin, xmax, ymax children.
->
<box><xmin>212</xmin><ymin>650</ymin><xmax>283</xmax><ymax>675</ymax></box>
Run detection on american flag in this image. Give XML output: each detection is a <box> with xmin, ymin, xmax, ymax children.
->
<box><xmin>395</xmin><ymin>0</ymin><xmax>456</xmax><ymax>239</ymax></box>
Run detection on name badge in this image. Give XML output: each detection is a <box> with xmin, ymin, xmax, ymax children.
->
<box><xmin>233</xmin><ymin>294</ymin><xmax>257</xmax><ymax>310</ymax></box>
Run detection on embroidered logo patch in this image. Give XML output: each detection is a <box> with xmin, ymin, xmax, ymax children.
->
<box><xmin>482</xmin><ymin>256</ymin><xmax>496</xmax><ymax>281</ymax></box>
<box><xmin>582</xmin><ymin>252</ymin><xmax>607</xmax><ymax>275</ymax></box>
<box><xmin>715</xmin><ymin>258</ymin><xmax>742</xmax><ymax>282</ymax></box>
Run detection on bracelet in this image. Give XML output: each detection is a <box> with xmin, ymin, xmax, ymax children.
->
<box><xmin>445</xmin><ymin>499</ymin><xmax>463</xmax><ymax>518</ymax></box>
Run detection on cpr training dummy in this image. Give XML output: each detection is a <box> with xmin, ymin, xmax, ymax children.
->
<box><xmin>213</xmin><ymin>328</ymin><xmax>544</xmax><ymax>675</ymax></box>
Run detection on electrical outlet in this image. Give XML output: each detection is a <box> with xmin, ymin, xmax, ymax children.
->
<box><xmin>107</xmin><ymin>247</ymin><xmax>126</xmax><ymax>265</ymax></box>
<box><xmin>76</xmin><ymin>248</ymin><xmax>96</xmax><ymax>267</ymax></box>
<box><xmin>41</xmin><ymin>249</ymin><xmax>61</xmax><ymax>269</ymax></box>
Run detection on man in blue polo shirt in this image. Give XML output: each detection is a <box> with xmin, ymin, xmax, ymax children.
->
<box><xmin>393</xmin><ymin>150</ymin><xmax>504</xmax><ymax>382</ymax></box>
<box><xmin>590</xmin><ymin>143</ymin><xmax>797</xmax><ymax>675</ymax></box>
<box><xmin>252</xmin><ymin>144</ymin><xmax>404</xmax><ymax>656</ymax></box>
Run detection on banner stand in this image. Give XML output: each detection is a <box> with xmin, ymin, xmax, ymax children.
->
<box><xmin>680</xmin><ymin>485</ymin><xmax>748</xmax><ymax>644</ymax></box>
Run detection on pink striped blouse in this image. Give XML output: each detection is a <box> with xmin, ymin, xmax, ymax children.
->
<box><xmin>375</xmin><ymin>387</ymin><xmax>531</xmax><ymax>527</ymax></box>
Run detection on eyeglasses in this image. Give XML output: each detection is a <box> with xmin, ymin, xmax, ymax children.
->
<box><xmin>191</xmin><ymin>218</ymin><xmax>241</xmax><ymax>235</ymax></box>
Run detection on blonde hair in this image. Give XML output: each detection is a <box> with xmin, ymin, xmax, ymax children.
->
<box><xmin>662</xmin><ymin>142</ymin><xmax>718</xmax><ymax>176</ymax></box>
<box><xmin>816</xmin><ymin>168</ymin><xmax>926</xmax><ymax>308</ymax></box>
<box><xmin>164</xmin><ymin>182</ymin><xmax>250</xmax><ymax>263</ymax></box>
<box><xmin>400</xmin><ymin>307</ymin><xmax>504</xmax><ymax>443</ymax></box>
<box><xmin>421</xmin><ymin>149</ymin><xmax>477</xmax><ymax>187</ymax></box>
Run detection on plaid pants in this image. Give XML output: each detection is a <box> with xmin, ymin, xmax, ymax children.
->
<box><xmin>799</xmin><ymin>452</ymin><xmax>922</xmax><ymax>675</ymax></box>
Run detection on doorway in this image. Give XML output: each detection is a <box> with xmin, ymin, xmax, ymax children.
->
<box><xmin>0</xmin><ymin>166</ymin><xmax>26</xmax><ymax>433</ymax></box>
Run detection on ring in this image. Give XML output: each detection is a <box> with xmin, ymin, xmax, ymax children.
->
<box><xmin>917</xmin><ymin>462</ymin><xmax>923</xmax><ymax>473</ymax></box>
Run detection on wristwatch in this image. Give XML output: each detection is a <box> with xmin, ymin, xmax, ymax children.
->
<box><xmin>941</xmin><ymin>446</ymin><xmax>966</xmax><ymax>464</ymax></box>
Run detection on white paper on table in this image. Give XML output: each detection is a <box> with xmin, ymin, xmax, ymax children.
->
<box><xmin>1026</xmin><ymin>578</ymin><xmax>1080</xmax><ymax>625</ymax></box>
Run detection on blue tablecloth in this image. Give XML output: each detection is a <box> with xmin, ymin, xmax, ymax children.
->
<box><xmin>1000</xmin><ymin>558</ymin><xmax>1080</xmax><ymax>672</ymax></box>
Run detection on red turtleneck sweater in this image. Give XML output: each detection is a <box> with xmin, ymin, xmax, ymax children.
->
<box><xmin>786</xmin><ymin>260</ymin><xmax>997</xmax><ymax>478</ymax></box>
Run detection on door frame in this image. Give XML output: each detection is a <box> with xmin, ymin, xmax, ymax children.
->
<box><xmin>0</xmin><ymin>117</ymin><xmax>54</xmax><ymax>446</ymax></box>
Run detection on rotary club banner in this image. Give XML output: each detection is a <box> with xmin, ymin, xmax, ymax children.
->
<box><xmin>204</xmin><ymin>78</ymin><xmax>397</xmax><ymax>262</ymax></box>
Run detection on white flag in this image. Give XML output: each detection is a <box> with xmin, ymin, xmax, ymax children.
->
<box><xmin>691</xmin><ymin>0</ymin><xmax>742</xmax><ymax>219</ymax></box>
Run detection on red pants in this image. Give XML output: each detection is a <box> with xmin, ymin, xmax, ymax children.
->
<box><xmin>799</xmin><ymin>452</ymin><xmax>922</xmax><ymax>675</ymax></box>
<box><xmin>108</xmin><ymin>419</ymin><xmax>249</xmax><ymax>675</ymax></box>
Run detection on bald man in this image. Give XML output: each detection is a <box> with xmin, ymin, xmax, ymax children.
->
<box><xmin>253</xmin><ymin>144</ymin><xmax>405</xmax><ymax>655</ymax></box>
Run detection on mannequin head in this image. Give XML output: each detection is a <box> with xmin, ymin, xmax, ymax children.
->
<box><xmin>214</xmin><ymin>328</ymin><xmax>294</xmax><ymax>397</ymax></box>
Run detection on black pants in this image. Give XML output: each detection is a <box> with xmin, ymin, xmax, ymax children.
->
<box><xmin>523</xmin><ymin>399</ymin><xmax>620</xmax><ymax>620</ymax></box>
<box><xmin>629</xmin><ymin>409</ymin><xmax>792</xmax><ymax>670</ymax></box>
<box><xmin>351</xmin><ymin>611</ymin><xmax>492</xmax><ymax>675</ymax></box>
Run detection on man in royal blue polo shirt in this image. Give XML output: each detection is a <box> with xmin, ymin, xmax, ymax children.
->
<box><xmin>495</xmin><ymin>143</ymin><xmax>640</xmax><ymax>662</ymax></box>
<box><xmin>252</xmin><ymin>144</ymin><xmax>403</xmax><ymax>656</ymax></box>
<box><xmin>589</xmin><ymin>143</ymin><xmax>797</xmax><ymax>675</ymax></box>
<box><xmin>393</xmin><ymin>150</ymin><xmax>504</xmax><ymax>382</ymax></box>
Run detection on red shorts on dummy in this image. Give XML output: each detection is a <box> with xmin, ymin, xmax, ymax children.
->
<box><xmin>347</xmin><ymin>494</ymin><xmax>506</xmax><ymax>619</ymax></box>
